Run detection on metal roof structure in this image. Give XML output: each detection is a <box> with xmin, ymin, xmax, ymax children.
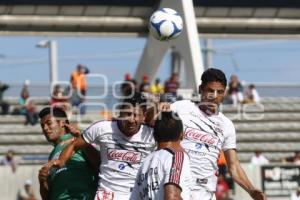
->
<box><xmin>1</xmin><ymin>0</ymin><xmax>300</xmax><ymax>38</ymax></box>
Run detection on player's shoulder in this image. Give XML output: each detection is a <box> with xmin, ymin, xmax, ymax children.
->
<box><xmin>85</xmin><ymin>119</ymin><xmax>115</xmax><ymax>131</ymax></box>
<box><xmin>218</xmin><ymin>112</ymin><xmax>235</xmax><ymax>128</ymax></box>
<box><xmin>171</xmin><ymin>100</ymin><xmax>195</xmax><ymax>110</ymax></box>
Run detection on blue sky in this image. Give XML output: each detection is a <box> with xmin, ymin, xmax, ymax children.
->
<box><xmin>0</xmin><ymin>36</ymin><xmax>300</xmax><ymax>85</ymax></box>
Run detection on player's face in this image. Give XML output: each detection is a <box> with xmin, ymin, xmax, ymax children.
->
<box><xmin>40</xmin><ymin>114</ymin><xmax>65</xmax><ymax>143</ymax></box>
<box><xmin>200</xmin><ymin>81</ymin><xmax>226</xmax><ymax>113</ymax></box>
<box><xmin>118</xmin><ymin>106</ymin><xmax>144</xmax><ymax>137</ymax></box>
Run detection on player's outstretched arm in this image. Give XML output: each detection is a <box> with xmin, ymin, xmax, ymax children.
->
<box><xmin>47</xmin><ymin>135</ymin><xmax>89</xmax><ymax>168</ymax></box>
<box><xmin>224</xmin><ymin>149</ymin><xmax>266</xmax><ymax>200</ymax></box>
<box><xmin>164</xmin><ymin>184</ymin><xmax>182</xmax><ymax>200</ymax></box>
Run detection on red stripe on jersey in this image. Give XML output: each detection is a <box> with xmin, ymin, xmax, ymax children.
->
<box><xmin>169</xmin><ymin>151</ymin><xmax>184</xmax><ymax>185</ymax></box>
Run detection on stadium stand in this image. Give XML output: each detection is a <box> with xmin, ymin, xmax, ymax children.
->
<box><xmin>1</xmin><ymin>97</ymin><xmax>300</xmax><ymax>164</ymax></box>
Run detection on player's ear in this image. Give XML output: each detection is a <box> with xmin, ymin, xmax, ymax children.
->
<box><xmin>198</xmin><ymin>84</ymin><xmax>202</xmax><ymax>94</ymax></box>
<box><xmin>180</xmin><ymin>132</ymin><xmax>183</xmax><ymax>140</ymax></box>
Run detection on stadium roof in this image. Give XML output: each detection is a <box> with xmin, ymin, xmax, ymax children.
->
<box><xmin>1</xmin><ymin>0</ymin><xmax>300</xmax><ymax>38</ymax></box>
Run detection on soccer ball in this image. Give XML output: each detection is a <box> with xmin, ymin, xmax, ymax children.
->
<box><xmin>149</xmin><ymin>8</ymin><xmax>183</xmax><ymax>41</ymax></box>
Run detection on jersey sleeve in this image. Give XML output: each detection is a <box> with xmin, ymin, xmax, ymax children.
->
<box><xmin>82</xmin><ymin>122</ymin><xmax>102</xmax><ymax>145</ymax></box>
<box><xmin>222</xmin><ymin>120</ymin><xmax>237</xmax><ymax>151</ymax></box>
<box><xmin>163</xmin><ymin>150</ymin><xmax>185</xmax><ymax>190</ymax></box>
<box><xmin>170</xmin><ymin>100</ymin><xmax>191</xmax><ymax>114</ymax></box>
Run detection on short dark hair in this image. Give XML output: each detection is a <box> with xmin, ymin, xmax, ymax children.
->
<box><xmin>200</xmin><ymin>68</ymin><xmax>227</xmax><ymax>88</ymax></box>
<box><xmin>38</xmin><ymin>107</ymin><xmax>69</xmax><ymax>124</ymax></box>
<box><xmin>119</xmin><ymin>92</ymin><xmax>147</xmax><ymax>110</ymax></box>
<box><xmin>154</xmin><ymin>111</ymin><xmax>183</xmax><ymax>142</ymax></box>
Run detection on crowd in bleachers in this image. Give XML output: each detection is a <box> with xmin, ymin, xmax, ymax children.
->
<box><xmin>1</xmin><ymin>69</ymin><xmax>300</xmax><ymax>200</ymax></box>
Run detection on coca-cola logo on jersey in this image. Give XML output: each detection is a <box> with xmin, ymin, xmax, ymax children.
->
<box><xmin>107</xmin><ymin>148</ymin><xmax>141</xmax><ymax>163</ymax></box>
<box><xmin>184</xmin><ymin>128</ymin><xmax>218</xmax><ymax>146</ymax></box>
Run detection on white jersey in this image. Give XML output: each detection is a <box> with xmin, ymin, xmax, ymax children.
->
<box><xmin>130</xmin><ymin>148</ymin><xmax>191</xmax><ymax>200</ymax></box>
<box><xmin>171</xmin><ymin>100</ymin><xmax>236</xmax><ymax>192</ymax></box>
<box><xmin>83</xmin><ymin>120</ymin><xmax>155</xmax><ymax>199</ymax></box>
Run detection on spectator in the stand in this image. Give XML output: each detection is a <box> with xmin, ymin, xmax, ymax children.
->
<box><xmin>0</xmin><ymin>149</ymin><xmax>17</xmax><ymax>173</ymax></box>
<box><xmin>215</xmin><ymin>174</ymin><xmax>230</xmax><ymax>200</ymax></box>
<box><xmin>19</xmin><ymin>87</ymin><xmax>38</xmax><ymax>126</ymax></box>
<box><xmin>0</xmin><ymin>81</ymin><xmax>10</xmax><ymax>115</ymax></box>
<box><xmin>251</xmin><ymin>150</ymin><xmax>269</xmax><ymax>165</ymax></box>
<box><xmin>218</xmin><ymin>151</ymin><xmax>227</xmax><ymax>176</ymax></box>
<box><xmin>50</xmin><ymin>85</ymin><xmax>70</xmax><ymax>112</ymax></box>
<box><xmin>282</xmin><ymin>151</ymin><xmax>300</xmax><ymax>164</ymax></box>
<box><xmin>227</xmin><ymin>74</ymin><xmax>244</xmax><ymax>105</ymax></box>
<box><xmin>17</xmin><ymin>179</ymin><xmax>37</xmax><ymax>200</ymax></box>
<box><xmin>139</xmin><ymin>74</ymin><xmax>150</xmax><ymax>92</ymax></box>
<box><xmin>70</xmin><ymin>64</ymin><xmax>89</xmax><ymax>114</ymax></box>
<box><xmin>164</xmin><ymin>73</ymin><xmax>180</xmax><ymax>95</ymax></box>
<box><xmin>121</xmin><ymin>73</ymin><xmax>137</xmax><ymax>97</ymax></box>
<box><xmin>150</xmin><ymin>78</ymin><xmax>164</xmax><ymax>94</ymax></box>
<box><xmin>291</xmin><ymin>187</ymin><xmax>300</xmax><ymax>200</ymax></box>
<box><xmin>243</xmin><ymin>84</ymin><xmax>260</xmax><ymax>104</ymax></box>
<box><xmin>162</xmin><ymin>73</ymin><xmax>180</xmax><ymax>103</ymax></box>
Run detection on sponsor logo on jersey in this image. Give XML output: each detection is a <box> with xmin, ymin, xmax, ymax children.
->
<box><xmin>184</xmin><ymin>127</ymin><xmax>218</xmax><ymax>146</ymax></box>
<box><xmin>107</xmin><ymin>148</ymin><xmax>142</xmax><ymax>163</ymax></box>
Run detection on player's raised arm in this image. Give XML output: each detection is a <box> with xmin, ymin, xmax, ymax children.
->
<box><xmin>47</xmin><ymin>135</ymin><xmax>89</xmax><ymax>168</ymax></box>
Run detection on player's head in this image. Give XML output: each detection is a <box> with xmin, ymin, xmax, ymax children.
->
<box><xmin>118</xmin><ymin>93</ymin><xmax>146</xmax><ymax>136</ymax></box>
<box><xmin>199</xmin><ymin>68</ymin><xmax>227</xmax><ymax>113</ymax></box>
<box><xmin>39</xmin><ymin>107</ymin><xmax>69</xmax><ymax>143</ymax></box>
<box><xmin>153</xmin><ymin>111</ymin><xmax>183</xmax><ymax>143</ymax></box>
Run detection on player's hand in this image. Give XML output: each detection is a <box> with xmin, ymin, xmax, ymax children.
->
<box><xmin>249</xmin><ymin>189</ymin><xmax>266</xmax><ymax>200</ymax></box>
<box><xmin>64</xmin><ymin>123</ymin><xmax>81</xmax><ymax>137</ymax></box>
<box><xmin>38</xmin><ymin>165</ymin><xmax>49</xmax><ymax>183</ymax></box>
<box><xmin>45</xmin><ymin>159</ymin><xmax>65</xmax><ymax>169</ymax></box>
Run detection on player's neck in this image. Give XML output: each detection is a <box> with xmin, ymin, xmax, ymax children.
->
<box><xmin>157</xmin><ymin>141</ymin><xmax>183</xmax><ymax>151</ymax></box>
<box><xmin>199</xmin><ymin>104</ymin><xmax>219</xmax><ymax>115</ymax></box>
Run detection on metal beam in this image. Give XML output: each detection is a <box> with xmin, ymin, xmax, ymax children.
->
<box><xmin>1</xmin><ymin>15</ymin><xmax>300</xmax><ymax>36</ymax></box>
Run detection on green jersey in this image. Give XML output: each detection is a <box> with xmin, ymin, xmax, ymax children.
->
<box><xmin>48</xmin><ymin>134</ymin><xmax>97</xmax><ymax>200</ymax></box>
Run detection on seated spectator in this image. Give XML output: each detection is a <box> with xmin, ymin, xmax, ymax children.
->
<box><xmin>216</xmin><ymin>174</ymin><xmax>230</xmax><ymax>200</ymax></box>
<box><xmin>50</xmin><ymin>84</ymin><xmax>70</xmax><ymax>112</ymax></box>
<box><xmin>227</xmin><ymin>75</ymin><xmax>244</xmax><ymax>105</ymax></box>
<box><xmin>243</xmin><ymin>84</ymin><xmax>260</xmax><ymax>104</ymax></box>
<box><xmin>121</xmin><ymin>79</ymin><xmax>137</xmax><ymax>98</ymax></box>
<box><xmin>0</xmin><ymin>149</ymin><xmax>17</xmax><ymax>173</ymax></box>
<box><xmin>150</xmin><ymin>78</ymin><xmax>164</xmax><ymax>94</ymax></box>
<box><xmin>251</xmin><ymin>150</ymin><xmax>269</xmax><ymax>165</ymax></box>
<box><xmin>161</xmin><ymin>73</ymin><xmax>180</xmax><ymax>103</ymax></box>
<box><xmin>139</xmin><ymin>74</ymin><xmax>150</xmax><ymax>93</ymax></box>
<box><xmin>17</xmin><ymin>179</ymin><xmax>37</xmax><ymax>200</ymax></box>
<box><xmin>282</xmin><ymin>151</ymin><xmax>300</xmax><ymax>164</ymax></box>
<box><xmin>19</xmin><ymin>85</ymin><xmax>38</xmax><ymax>125</ymax></box>
<box><xmin>0</xmin><ymin>81</ymin><xmax>10</xmax><ymax>115</ymax></box>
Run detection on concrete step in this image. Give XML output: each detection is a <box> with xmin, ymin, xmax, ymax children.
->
<box><xmin>227</xmin><ymin>112</ymin><xmax>300</xmax><ymax>122</ymax></box>
<box><xmin>237</xmin><ymin>142</ymin><xmax>300</xmax><ymax>152</ymax></box>
<box><xmin>222</xmin><ymin>103</ymin><xmax>300</xmax><ymax>113</ymax></box>
<box><xmin>236</xmin><ymin>132</ymin><xmax>300</xmax><ymax>142</ymax></box>
<box><xmin>0</xmin><ymin>144</ymin><xmax>52</xmax><ymax>154</ymax></box>
<box><xmin>0</xmin><ymin>114</ymin><xmax>102</xmax><ymax>124</ymax></box>
<box><xmin>234</xmin><ymin>122</ymin><xmax>300</xmax><ymax>132</ymax></box>
<box><xmin>0</xmin><ymin>135</ymin><xmax>47</xmax><ymax>144</ymax></box>
<box><xmin>0</xmin><ymin>123</ymin><xmax>91</xmax><ymax>134</ymax></box>
<box><xmin>238</xmin><ymin>152</ymin><xmax>295</xmax><ymax>163</ymax></box>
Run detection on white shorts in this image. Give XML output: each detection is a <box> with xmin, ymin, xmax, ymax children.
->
<box><xmin>94</xmin><ymin>189</ymin><xmax>129</xmax><ymax>200</ymax></box>
<box><xmin>191</xmin><ymin>188</ymin><xmax>216</xmax><ymax>200</ymax></box>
